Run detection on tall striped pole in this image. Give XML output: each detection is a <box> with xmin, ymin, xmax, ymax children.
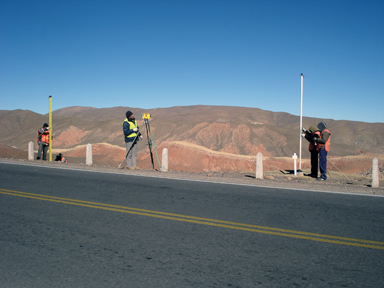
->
<box><xmin>49</xmin><ymin>96</ymin><xmax>52</xmax><ymax>162</ymax></box>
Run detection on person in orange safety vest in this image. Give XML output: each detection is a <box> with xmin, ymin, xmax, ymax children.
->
<box><xmin>37</xmin><ymin>123</ymin><xmax>50</xmax><ymax>160</ymax></box>
<box><xmin>54</xmin><ymin>153</ymin><xmax>67</xmax><ymax>163</ymax></box>
<box><xmin>313</xmin><ymin>121</ymin><xmax>331</xmax><ymax>181</ymax></box>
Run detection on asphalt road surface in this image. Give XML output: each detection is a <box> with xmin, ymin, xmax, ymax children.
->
<box><xmin>1</xmin><ymin>162</ymin><xmax>383</xmax><ymax>287</ymax></box>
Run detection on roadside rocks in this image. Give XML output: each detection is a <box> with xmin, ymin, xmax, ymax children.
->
<box><xmin>355</xmin><ymin>164</ymin><xmax>384</xmax><ymax>178</ymax></box>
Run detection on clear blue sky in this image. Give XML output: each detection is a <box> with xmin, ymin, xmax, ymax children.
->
<box><xmin>1</xmin><ymin>0</ymin><xmax>383</xmax><ymax>123</ymax></box>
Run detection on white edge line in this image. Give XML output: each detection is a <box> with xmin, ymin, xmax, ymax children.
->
<box><xmin>1</xmin><ymin>161</ymin><xmax>383</xmax><ymax>198</ymax></box>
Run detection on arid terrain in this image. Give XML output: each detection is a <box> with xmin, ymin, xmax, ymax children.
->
<box><xmin>1</xmin><ymin>105</ymin><xmax>383</xmax><ymax>176</ymax></box>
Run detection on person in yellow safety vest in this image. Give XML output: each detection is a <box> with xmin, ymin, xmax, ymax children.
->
<box><xmin>313</xmin><ymin>121</ymin><xmax>331</xmax><ymax>181</ymax></box>
<box><xmin>37</xmin><ymin>123</ymin><xmax>50</xmax><ymax>160</ymax></box>
<box><xmin>122</xmin><ymin>111</ymin><xmax>142</xmax><ymax>170</ymax></box>
<box><xmin>304</xmin><ymin>125</ymin><xmax>321</xmax><ymax>178</ymax></box>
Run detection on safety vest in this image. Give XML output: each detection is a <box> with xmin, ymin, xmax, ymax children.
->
<box><xmin>122</xmin><ymin>118</ymin><xmax>138</xmax><ymax>138</ymax></box>
<box><xmin>37</xmin><ymin>129</ymin><xmax>50</xmax><ymax>144</ymax></box>
<box><xmin>308</xmin><ymin>131</ymin><xmax>321</xmax><ymax>151</ymax></box>
<box><xmin>319</xmin><ymin>129</ymin><xmax>331</xmax><ymax>151</ymax></box>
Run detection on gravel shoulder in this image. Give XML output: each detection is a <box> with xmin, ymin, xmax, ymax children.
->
<box><xmin>1</xmin><ymin>158</ymin><xmax>383</xmax><ymax>196</ymax></box>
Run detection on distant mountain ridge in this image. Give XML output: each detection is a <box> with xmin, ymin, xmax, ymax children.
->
<box><xmin>0</xmin><ymin>105</ymin><xmax>383</xmax><ymax>159</ymax></box>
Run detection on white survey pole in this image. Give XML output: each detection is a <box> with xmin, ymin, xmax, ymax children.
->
<box><xmin>299</xmin><ymin>73</ymin><xmax>304</xmax><ymax>171</ymax></box>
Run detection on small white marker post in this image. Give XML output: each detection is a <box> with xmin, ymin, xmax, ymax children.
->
<box><xmin>292</xmin><ymin>153</ymin><xmax>297</xmax><ymax>176</ymax></box>
<box><xmin>256</xmin><ymin>153</ymin><xmax>263</xmax><ymax>179</ymax></box>
<box><xmin>372</xmin><ymin>158</ymin><xmax>379</xmax><ymax>188</ymax></box>
<box><xmin>28</xmin><ymin>141</ymin><xmax>34</xmax><ymax>161</ymax></box>
<box><xmin>162</xmin><ymin>148</ymin><xmax>168</xmax><ymax>172</ymax></box>
<box><xmin>86</xmin><ymin>143</ymin><xmax>92</xmax><ymax>166</ymax></box>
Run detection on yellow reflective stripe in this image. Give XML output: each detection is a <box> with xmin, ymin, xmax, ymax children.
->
<box><xmin>123</xmin><ymin>119</ymin><xmax>137</xmax><ymax>138</ymax></box>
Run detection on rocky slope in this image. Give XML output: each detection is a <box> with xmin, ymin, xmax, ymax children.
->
<box><xmin>1</xmin><ymin>105</ymin><xmax>383</xmax><ymax>173</ymax></box>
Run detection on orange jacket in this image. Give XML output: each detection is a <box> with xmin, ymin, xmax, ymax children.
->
<box><xmin>318</xmin><ymin>129</ymin><xmax>331</xmax><ymax>151</ymax></box>
<box><xmin>37</xmin><ymin>129</ymin><xmax>50</xmax><ymax>144</ymax></box>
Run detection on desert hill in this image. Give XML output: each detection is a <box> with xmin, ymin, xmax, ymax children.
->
<box><xmin>1</xmin><ymin>105</ymin><xmax>383</xmax><ymax>159</ymax></box>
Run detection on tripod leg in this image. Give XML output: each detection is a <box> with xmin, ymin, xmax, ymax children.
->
<box><xmin>147</xmin><ymin>121</ymin><xmax>161</xmax><ymax>171</ymax></box>
<box><xmin>145</xmin><ymin>121</ymin><xmax>155</xmax><ymax>169</ymax></box>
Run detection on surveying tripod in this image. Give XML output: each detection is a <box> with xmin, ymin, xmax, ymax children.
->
<box><xmin>142</xmin><ymin>113</ymin><xmax>161</xmax><ymax>171</ymax></box>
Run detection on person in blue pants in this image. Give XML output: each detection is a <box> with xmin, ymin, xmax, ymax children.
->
<box><xmin>313</xmin><ymin>121</ymin><xmax>331</xmax><ymax>181</ymax></box>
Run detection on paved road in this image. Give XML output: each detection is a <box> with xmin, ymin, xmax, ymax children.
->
<box><xmin>1</xmin><ymin>162</ymin><xmax>383</xmax><ymax>287</ymax></box>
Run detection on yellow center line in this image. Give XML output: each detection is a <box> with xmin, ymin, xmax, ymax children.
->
<box><xmin>1</xmin><ymin>188</ymin><xmax>383</xmax><ymax>250</ymax></box>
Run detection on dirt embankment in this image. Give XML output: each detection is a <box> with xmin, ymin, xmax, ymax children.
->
<box><xmin>1</xmin><ymin>140</ymin><xmax>383</xmax><ymax>196</ymax></box>
<box><xmin>1</xmin><ymin>141</ymin><xmax>383</xmax><ymax>176</ymax></box>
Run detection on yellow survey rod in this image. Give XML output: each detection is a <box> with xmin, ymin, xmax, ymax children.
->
<box><xmin>49</xmin><ymin>96</ymin><xmax>52</xmax><ymax>161</ymax></box>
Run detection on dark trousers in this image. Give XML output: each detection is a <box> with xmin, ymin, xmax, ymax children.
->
<box><xmin>319</xmin><ymin>149</ymin><xmax>328</xmax><ymax>180</ymax></box>
<box><xmin>37</xmin><ymin>143</ymin><xmax>48</xmax><ymax>160</ymax></box>
<box><xmin>310</xmin><ymin>150</ymin><xmax>319</xmax><ymax>177</ymax></box>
